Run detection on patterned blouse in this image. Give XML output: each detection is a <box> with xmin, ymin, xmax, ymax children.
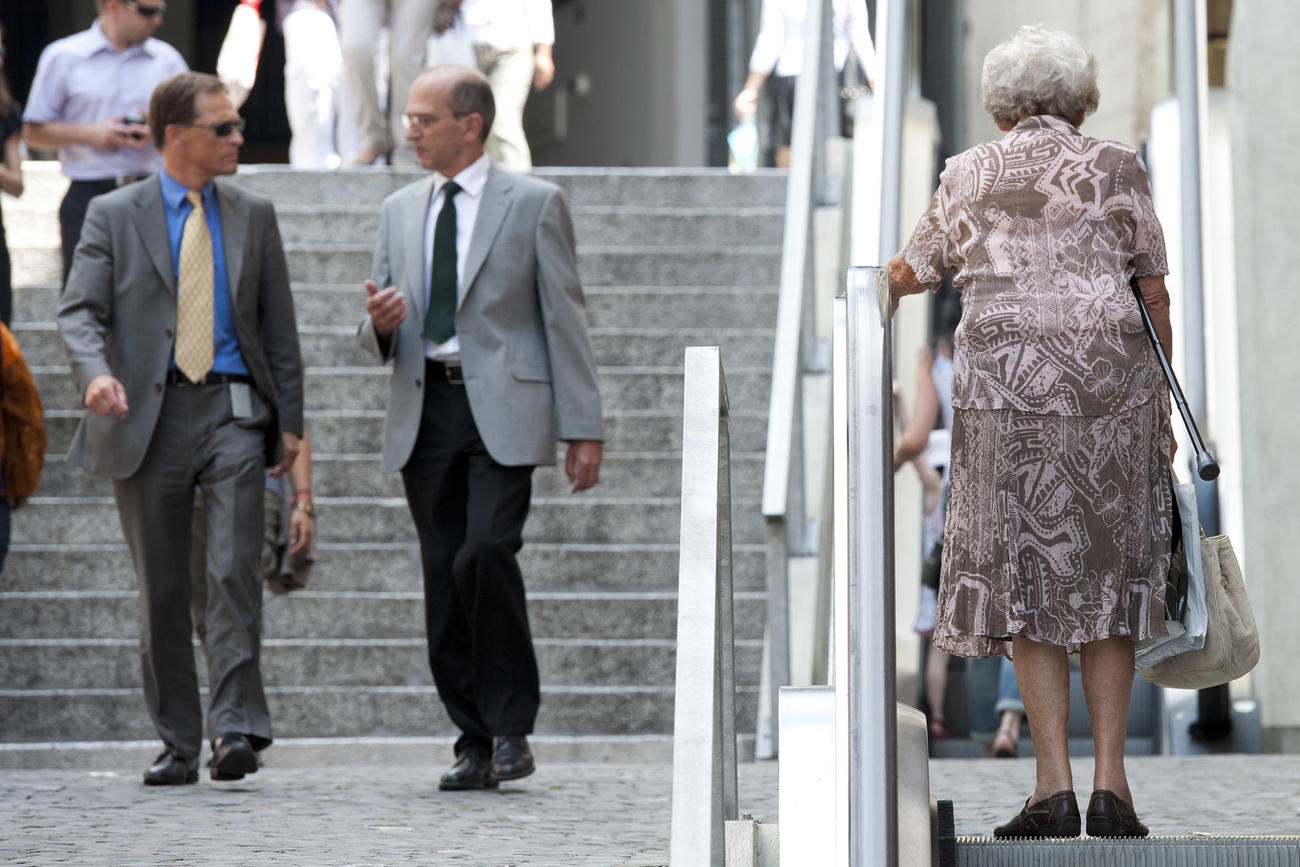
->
<box><xmin>901</xmin><ymin>114</ymin><xmax>1169</xmax><ymax>417</ymax></box>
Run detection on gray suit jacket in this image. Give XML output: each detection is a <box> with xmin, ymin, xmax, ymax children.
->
<box><xmin>358</xmin><ymin>164</ymin><xmax>602</xmax><ymax>471</ymax></box>
<box><xmin>57</xmin><ymin>176</ymin><xmax>304</xmax><ymax>479</ymax></box>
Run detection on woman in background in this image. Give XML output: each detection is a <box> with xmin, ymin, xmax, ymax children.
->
<box><xmin>0</xmin><ymin>21</ymin><xmax>26</xmax><ymax>325</ymax></box>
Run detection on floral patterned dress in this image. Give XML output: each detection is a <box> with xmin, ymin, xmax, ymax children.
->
<box><xmin>900</xmin><ymin>114</ymin><xmax>1173</xmax><ymax>657</ymax></box>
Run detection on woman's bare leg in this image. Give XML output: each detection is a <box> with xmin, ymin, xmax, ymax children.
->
<box><xmin>925</xmin><ymin>643</ymin><xmax>950</xmax><ymax>733</ymax></box>
<box><xmin>1080</xmin><ymin>636</ymin><xmax>1136</xmax><ymax>804</ymax></box>
<box><xmin>1011</xmin><ymin>635</ymin><xmax>1073</xmax><ymax>800</ymax></box>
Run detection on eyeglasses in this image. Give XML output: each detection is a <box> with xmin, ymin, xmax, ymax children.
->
<box><xmin>402</xmin><ymin>111</ymin><xmax>468</xmax><ymax>131</ymax></box>
<box><xmin>122</xmin><ymin>0</ymin><xmax>167</xmax><ymax>18</ymax></box>
<box><xmin>179</xmin><ymin>118</ymin><xmax>246</xmax><ymax>137</ymax></box>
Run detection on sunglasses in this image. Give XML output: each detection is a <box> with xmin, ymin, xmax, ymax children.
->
<box><xmin>179</xmin><ymin>118</ymin><xmax>246</xmax><ymax>137</ymax></box>
<box><xmin>122</xmin><ymin>0</ymin><xmax>167</xmax><ymax>18</ymax></box>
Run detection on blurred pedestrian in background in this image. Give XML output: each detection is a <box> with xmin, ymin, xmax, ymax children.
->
<box><xmin>890</xmin><ymin>24</ymin><xmax>1172</xmax><ymax>839</ymax></box>
<box><xmin>339</xmin><ymin>0</ymin><xmax>435</xmax><ymax>165</ymax></box>
<box><xmin>733</xmin><ymin>0</ymin><xmax>875</xmax><ymax>167</ymax></box>
<box><xmin>22</xmin><ymin>0</ymin><xmax>187</xmax><ymax>284</ymax></box>
<box><xmin>278</xmin><ymin>0</ymin><xmax>359</xmax><ymax>168</ymax></box>
<box><xmin>0</xmin><ymin>21</ymin><xmax>24</xmax><ymax>326</ymax></box>
<box><xmin>440</xmin><ymin>0</ymin><xmax>555</xmax><ymax>172</ymax></box>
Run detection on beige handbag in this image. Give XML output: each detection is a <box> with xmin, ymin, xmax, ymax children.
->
<box><xmin>1139</xmin><ymin>532</ymin><xmax>1259</xmax><ymax>690</ymax></box>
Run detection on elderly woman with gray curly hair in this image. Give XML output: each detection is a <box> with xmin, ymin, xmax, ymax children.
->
<box><xmin>889</xmin><ymin>24</ymin><xmax>1174</xmax><ymax>839</ymax></box>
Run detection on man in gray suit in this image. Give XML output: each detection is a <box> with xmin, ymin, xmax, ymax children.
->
<box><xmin>359</xmin><ymin>65</ymin><xmax>602</xmax><ymax>791</ymax></box>
<box><xmin>57</xmin><ymin>72</ymin><xmax>304</xmax><ymax>786</ymax></box>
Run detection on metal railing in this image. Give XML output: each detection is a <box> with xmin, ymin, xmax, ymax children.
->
<box><xmin>757</xmin><ymin>0</ymin><xmax>839</xmax><ymax>760</ymax></box>
<box><xmin>670</xmin><ymin>346</ymin><xmax>738</xmax><ymax>867</ymax></box>
<box><xmin>780</xmin><ymin>270</ymin><xmax>930</xmax><ymax>867</ymax></box>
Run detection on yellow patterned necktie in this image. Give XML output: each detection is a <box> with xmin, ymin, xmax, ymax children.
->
<box><xmin>175</xmin><ymin>190</ymin><xmax>215</xmax><ymax>383</ymax></box>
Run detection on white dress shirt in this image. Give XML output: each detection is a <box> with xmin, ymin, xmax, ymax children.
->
<box><xmin>423</xmin><ymin>152</ymin><xmax>492</xmax><ymax>361</ymax></box>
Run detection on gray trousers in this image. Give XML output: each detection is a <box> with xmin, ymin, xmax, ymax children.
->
<box><xmin>112</xmin><ymin>381</ymin><xmax>272</xmax><ymax>758</ymax></box>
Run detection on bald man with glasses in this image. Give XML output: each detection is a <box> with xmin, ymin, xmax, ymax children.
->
<box><xmin>24</xmin><ymin>0</ymin><xmax>187</xmax><ymax>284</ymax></box>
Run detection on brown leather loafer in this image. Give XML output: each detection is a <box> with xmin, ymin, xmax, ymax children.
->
<box><xmin>993</xmin><ymin>790</ymin><xmax>1081</xmax><ymax>838</ymax></box>
<box><xmin>1086</xmin><ymin>789</ymin><xmax>1149</xmax><ymax>838</ymax></box>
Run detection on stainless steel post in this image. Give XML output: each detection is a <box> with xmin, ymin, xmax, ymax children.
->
<box><xmin>846</xmin><ymin>266</ymin><xmax>897</xmax><ymax>866</ymax></box>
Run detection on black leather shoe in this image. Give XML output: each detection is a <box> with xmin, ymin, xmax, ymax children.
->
<box><xmin>1086</xmin><ymin>789</ymin><xmax>1149</xmax><ymax>838</ymax></box>
<box><xmin>143</xmin><ymin>750</ymin><xmax>198</xmax><ymax>785</ymax></box>
<box><xmin>993</xmin><ymin>790</ymin><xmax>1081</xmax><ymax>838</ymax></box>
<box><xmin>439</xmin><ymin>749</ymin><xmax>499</xmax><ymax>791</ymax></box>
<box><xmin>491</xmin><ymin>735</ymin><xmax>535</xmax><ymax>782</ymax></box>
<box><xmin>209</xmin><ymin>733</ymin><xmax>259</xmax><ymax>781</ymax></box>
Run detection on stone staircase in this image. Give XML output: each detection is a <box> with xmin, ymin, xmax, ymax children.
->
<box><xmin>0</xmin><ymin>163</ymin><xmax>785</xmax><ymax>767</ymax></box>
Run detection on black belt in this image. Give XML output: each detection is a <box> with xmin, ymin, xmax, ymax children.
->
<box><xmin>166</xmin><ymin>370</ymin><xmax>255</xmax><ymax>387</ymax></box>
<box><xmin>69</xmin><ymin>175</ymin><xmax>148</xmax><ymax>189</ymax></box>
<box><xmin>427</xmin><ymin>359</ymin><xmax>464</xmax><ymax>385</ymax></box>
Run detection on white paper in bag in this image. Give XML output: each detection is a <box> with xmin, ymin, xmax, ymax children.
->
<box><xmin>1135</xmin><ymin>480</ymin><xmax>1209</xmax><ymax>668</ymax></box>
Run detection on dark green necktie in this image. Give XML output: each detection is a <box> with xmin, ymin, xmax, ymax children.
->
<box><xmin>424</xmin><ymin>180</ymin><xmax>461</xmax><ymax>343</ymax></box>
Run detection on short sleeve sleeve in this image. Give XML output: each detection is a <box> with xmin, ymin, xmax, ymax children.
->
<box><xmin>900</xmin><ymin>157</ymin><xmax>962</xmax><ymax>290</ymax></box>
<box><xmin>21</xmin><ymin>49</ymin><xmax>65</xmax><ymax>125</ymax></box>
<box><xmin>1126</xmin><ymin>151</ymin><xmax>1168</xmax><ymax>277</ymax></box>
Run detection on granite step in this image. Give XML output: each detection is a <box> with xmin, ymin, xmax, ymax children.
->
<box><xmin>39</xmin><ymin>406</ymin><xmax>771</xmax><ymax>457</ymax></box>
<box><xmin>0</xmin><ymin>683</ymin><xmax>761</xmax><ymax>741</ymax></box>
<box><xmin>10</xmin><ymin>244</ymin><xmax>783</xmax><ymax>290</ymax></box>
<box><xmin>29</xmin><ymin>365</ymin><xmax>774</xmax><ymax>414</ymax></box>
<box><xmin>6</xmin><ymin>163</ymin><xmax>788</xmax><ymax>209</ymax></box>
<box><xmin>10</xmin><ymin>495</ymin><xmax>767</xmax><ymax>545</ymax></box>
<box><xmin>36</xmin><ymin>449</ymin><xmax>768</xmax><ymax>499</ymax></box>
<box><xmin>11</xmin><ymin>322</ymin><xmax>775</xmax><ymax>370</ymax></box>
<box><xmin>11</xmin><ymin>282</ymin><xmax>780</xmax><ymax>331</ymax></box>
<box><xmin>0</xmin><ymin>637</ymin><xmax>764</xmax><ymax>690</ymax></box>
<box><xmin>0</xmin><ymin>540</ymin><xmax>768</xmax><ymax>593</ymax></box>
<box><xmin>0</xmin><ymin>590</ymin><xmax>767</xmax><ymax>642</ymax></box>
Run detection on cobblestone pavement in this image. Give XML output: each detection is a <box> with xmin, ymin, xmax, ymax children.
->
<box><xmin>2</xmin><ymin>755</ymin><xmax>1298</xmax><ymax>864</ymax></box>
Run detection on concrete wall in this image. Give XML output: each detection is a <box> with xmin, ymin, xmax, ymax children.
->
<box><xmin>1228</xmin><ymin>0</ymin><xmax>1300</xmax><ymax>752</ymax></box>
<box><xmin>533</xmin><ymin>0</ymin><xmax>708</xmax><ymax>166</ymax></box>
<box><xmin>957</xmin><ymin>0</ymin><xmax>1170</xmax><ymax>150</ymax></box>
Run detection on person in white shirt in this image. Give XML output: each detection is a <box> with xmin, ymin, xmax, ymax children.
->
<box><xmin>733</xmin><ymin>0</ymin><xmax>875</xmax><ymax>167</ymax></box>
<box><xmin>338</xmin><ymin>0</ymin><xmax>436</xmax><ymax>165</ymax></box>
<box><xmin>438</xmin><ymin>0</ymin><xmax>554</xmax><ymax>172</ymax></box>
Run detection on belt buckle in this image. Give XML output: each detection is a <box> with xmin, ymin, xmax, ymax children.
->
<box><xmin>445</xmin><ymin>363</ymin><xmax>464</xmax><ymax>385</ymax></box>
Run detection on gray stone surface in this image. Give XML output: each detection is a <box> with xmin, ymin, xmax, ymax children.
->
<box><xmin>0</xmin><ymin>542</ymin><xmax>768</xmax><ymax>594</ymax></box>
<box><xmin>12</xmin><ymin>495</ymin><xmax>768</xmax><ymax>545</ymax></box>
<box><xmin>0</xmin><ymin>755</ymin><xmax>1298</xmax><ymax>864</ymax></box>
<box><xmin>3</xmin><ymin>166</ymin><xmax>780</xmax><ymax>759</ymax></box>
<box><xmin>2</xmin><ymin>591</ymin><xmax>768</xmax><ymax>642</ymax></box>
<box><xmin>0</xmin><ymin>638</ymin><xmax>763</xmax><ymax>690</ymax></box>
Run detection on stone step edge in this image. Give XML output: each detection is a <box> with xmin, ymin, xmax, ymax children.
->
<box><xmin>38</xmin><ymin>449</ymin><xmax>769</xmax><ymax>463</ymax></box>
<box><xmin>0</xmin><ymin>733</ymin><xmax>761</xmax><ymax>768</ymax></box>
<box><xmin>22</xmin><ymin>494</ymin><xmax>763</xmax><ymax>507</ymax></box>
<box><xmin>0</xmin><ymin>637</ymin><xmax>765</xmax><ymax>649</ymax></box>
<box><xmin>5</xmin><ymin>540</ymin><xmax>766</xmax><ymax>553</ymax></box>
<box><xmin>2</xmin><ymin>685</ymin><xmax>761</xmax><ymax>697</ymax></box>
<box><xmin>0</xmin><ymin>589</ymin><xmax>768</xmax><ymax>601</ymax></box>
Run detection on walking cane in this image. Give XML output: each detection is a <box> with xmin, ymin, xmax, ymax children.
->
<box><xmin>1130</xmin><ymin>279</ymin><xmax>1220</xmax><ymax>481</ymax></box>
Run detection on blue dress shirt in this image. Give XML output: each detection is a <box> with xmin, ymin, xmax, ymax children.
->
<box><xmin>159</xmin><ymin>171</ymin><xmax>248</xmax><ymax>376</ymax></box>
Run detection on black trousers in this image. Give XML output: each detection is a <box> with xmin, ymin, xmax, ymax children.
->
<box><xmin>401</xmin><ymin>369</ymin><xmax>538</xmax><ymax>757</ymax></box>
<box><xmin>59</xmin><ymin>179</ymin><xmax>119</xmax><ymax>285</ymax></box>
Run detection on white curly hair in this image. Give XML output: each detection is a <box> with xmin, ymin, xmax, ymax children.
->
<box><xmin>981</xmin><ymin>24</ymin><xmax>1100</xmax><ymax>127</ymax></box>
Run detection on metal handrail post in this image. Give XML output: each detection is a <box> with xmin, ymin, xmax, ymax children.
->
<box><xmin>758</xmin><ymin>0</ymin><xmax>832</xmax><ymax>759</ymax></box>
<box><xmin>846</xmin><ymin>266</ymin><xmax>896</xmax><ymax>865</ymax></box>
<box><xmin>670</xmin><ymin>347</ymin><xmax>737</xmax><ymax>866</ymax></box>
